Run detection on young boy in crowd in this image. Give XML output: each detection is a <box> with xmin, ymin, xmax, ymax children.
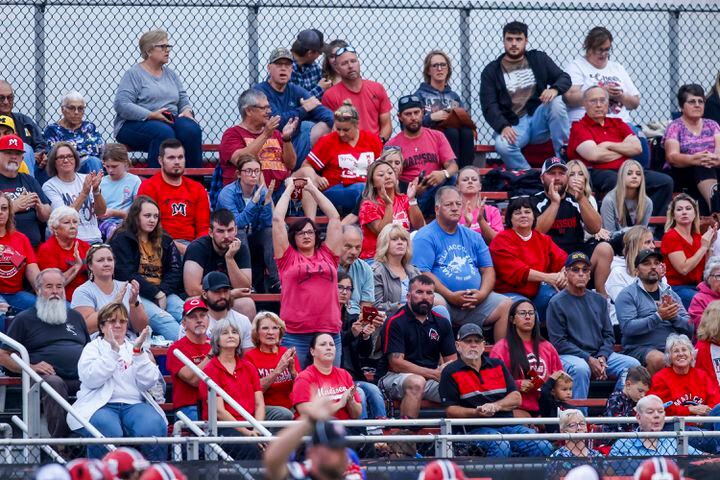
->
<box><xmin>98</xmin><ymin>143</ymin><xmax>141</xmax><ymax>240</ymax></box>
<box><xmin>602</xmin><ymin>365</ymin><xmax>651</xmax><ymax>433</ymax></box>
<box><xmin>540</xmin><ymin>371</ymin><xmax>574</xmax><ymax>432</ymax></box>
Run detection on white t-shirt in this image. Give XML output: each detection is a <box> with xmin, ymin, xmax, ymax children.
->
<box><xmin>565</xmin><ymin>57</ymin><xmax>640</xmax><ymax>124</ymax></box>
<box><xmin>42</xmin><ymin>173</ymin><xmax>102</xmax><ymax>243</ymax></box>
<box><xmin>178</xmin><ymin>309</ymin><xmax>253</xmax><ymax>350</ymax></box>
<box><xmin>71</xmin><ymin>279</ymin><xmax>131</xmax><ymax>312</ymax></box>
<box><xmin>108</xmin><ymin>341</ymin><xmax>145</xmax><ymax>404</ymax></box>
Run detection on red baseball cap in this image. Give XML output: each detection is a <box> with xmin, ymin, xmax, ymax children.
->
<box><xmin>0</xmin><ymin>134</ymin><xmax>24</xmax><ymax>152</ymax></box>
<box><xmin>183</xmin><ymin>297</ymin><xmax>208</xmax><ymax>316</ymax></box>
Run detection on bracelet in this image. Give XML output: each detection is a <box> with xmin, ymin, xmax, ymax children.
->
<box><xmin>282</xmin><ymin>136</ymin><xmax>292</xmax><ymax>142</ymax></box>
<box><xmin>443</xmin><ymin>169</ymin><xmax>450</xmax><ymax>180</ymax></box>
<box><xmin>132</xmin><ymin>346</ymin><xmax>142</xmax><ymax>354</ymax></box>
<box><xmin>409</xmin><ymin>200</ymin><xmax>418</xmax><ymax>206</ymax></box>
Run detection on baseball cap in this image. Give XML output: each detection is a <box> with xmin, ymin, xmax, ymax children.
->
<box><xmin>0</xmin><ymin>134</ymin><xmax>24</xmax><ymax>152</ymax></box>
<box><xmin>183</xmin><ymin>297</ymin><xmax>208</xmax><ymax>316</ymax></box>
<box><xmin>268</xmin><ymin>47</ymin><xmax>293</xmax><ymax>64</ymax></box>
<box><xmin>541</xmin><ymin>156</ymin><xmax>567</xmax><ymax>175</ymax></box>
<box><xmin>296</xmin><ymin>29</ymin><xmax>326</xmax><ymax>51</ymax></box>
<box><xmin>202</xmin><ymin>271</ymin><xmax>231</xmax><ymax>292</ymax></box>
<box><xmin>310</xmin><ymin>420</ymin><xmax>347</xmax><ymax>449</ymax></box>
<box><xmin>565</xmin><ymin>251</ymin><xmax>591</xmax><ymax>268</ymax></box>
<box><xmin>398</xmin><ymin>94</ymin><xmax>423</xmax><ymax>114</ymax></box>
<box><xmin>634</xmin><ymin>249</ymin><xmax>663</xmax><ymax>268</ymax></box>
<box><xmin>457</xmin><ymin>323</ymin><xmax>484</xmax><ymax>341</ymax></box>
<box><xmin>0</xmin><ymin>115</ymin><xmax>16</xmax><ymax>133</ymax></box>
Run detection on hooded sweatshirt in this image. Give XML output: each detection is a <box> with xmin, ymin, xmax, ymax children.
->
<box><xmin>688</xmin><ymin>281</ymin><xmax>720</xmax><ymax>335</ymax></box>
<box><xmin>415</xmin><ymin>82</ymin><xmax>464</xmax><ymax>128</ymax></box>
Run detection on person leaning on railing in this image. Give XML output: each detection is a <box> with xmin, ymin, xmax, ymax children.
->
<box><xmin>69</xmin><ymin>302</ymin><xmax>167</xmax><ymax>461</ymax></box>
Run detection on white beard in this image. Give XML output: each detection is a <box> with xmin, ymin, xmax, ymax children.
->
<box><xmin>37</xmin><ymin>297</ymin><xmax>68</xmax><ymax>325</ymax></box>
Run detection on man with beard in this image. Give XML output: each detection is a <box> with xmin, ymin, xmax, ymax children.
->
<box><xmin>183</xmin><ymin>209</ymin><xmax>255</xmax><ymax>320</ymax></box>
<box><xmin>532</xmin><ymin>156</ymin><xmax>614</xmax><ymax>295</ymax></box>
<box><xmin>480</xmin><ymin>21</ymin><xmax>571</xmax><ymax>170</ymax></box>
<box><xmin>166</xmin><ymin>297</ymin><xmax>211</xmax><ymax>421</ymax></box>
<box><xmin>440</xmin><ymin>323</ymin><xmax>553</xmax><ymax>457</ymax></box>
<box><xmin>255</xmin><ymin>48</ymin><xmax>333</xmax><ymax>168</ymax></box>
<box><xmin>0</xmin><ymin>268</ymin><xmax>89</xmax><ymax>437</ymax></box>
<box><xmin>386</xmin><ymin>94</ymin><xmax>458</xmax><ymax>216</ymax></box>
<box><xmin>0</xmin><ymin>135</ymin><xmax>51</xmax><ymax>247</ymax></box>
<box><xmin>137</xmin><ymin>138</ymin><xmax>210</xmax><ymax>255</ymax></box>
<box><xmin>615</xmin><ymin>250</ymin><xmax>692</xmax><ymax>374</ymax></box>
<box><xmin>337</xmin><ymin>225</ymin><xmax>374</xmax><ymax>316</ymax></box>
<box><xmin>377</xmin><ymin>274</ymin><xmax>456</xmax><ymax>419</ymax></box>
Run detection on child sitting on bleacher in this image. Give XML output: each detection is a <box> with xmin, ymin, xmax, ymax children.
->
<box><xmin>98</xmin><ymin>143</ymin><xmax>140</xmax><ymax>240</ymax></box>
<box><xmin>602</xmin><ymin>366</ymin><xmax>651</xmax><ymax>433</ymax></box>
<box><xmin>539</xmin><ymin>371</ymin><xmax>573</xmax><ymax>433</ymax></box>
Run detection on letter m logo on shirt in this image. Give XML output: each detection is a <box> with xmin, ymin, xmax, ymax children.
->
<box><xmin>171</xmin><ymin>202</ymin><xmax>187</xmax><ymax>216</ymax></box>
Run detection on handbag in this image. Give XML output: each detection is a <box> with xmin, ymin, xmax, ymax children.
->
<box><xmin>437</xmin><ymin>107</ymin><xmax>478</xmax><ymax>139</ymax></box>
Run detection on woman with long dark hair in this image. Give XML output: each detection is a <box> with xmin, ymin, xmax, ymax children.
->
<box><xmin>490</xmin><ymin>299</ymin><xmax>563</xmax><ymax>416</ymax></box>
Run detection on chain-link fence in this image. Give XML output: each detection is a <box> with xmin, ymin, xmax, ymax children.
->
<box><xmin>3</xmin><ymin>0</ymin><xmax>720</xmax><ymax>149</ymax></box>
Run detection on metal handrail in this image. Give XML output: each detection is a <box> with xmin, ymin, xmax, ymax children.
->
<box><xmin>11</xmin><ymin>416</ymin><xmax>64</xmax><ymax>464</ymax></box>
<box><xmin>175</xmin><ymin>411</ymin><xmax>233</xmax><ymax>461</ymax></box>
<box><xmin>0</xmin><ymin>332</ymin><xmax>31</xmax><ymax>437</ymax></box>
<box><xmin>172</xmin><ymin>350</ymin><xmax>272</xmax><ymax>437</ymax></box>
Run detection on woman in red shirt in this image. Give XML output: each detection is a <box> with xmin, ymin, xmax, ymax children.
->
<box><xmin>489</xmin><ymin>196</ymin><xmax>567</xmax><ymax>322</ymax></box>
<box><xmin>37</xmin><ymin>205</ymin><xmax>90</xmax><ymax>300</ymax></box>
<box><xmin>358</xmin><ymin>160</ymin><xmax>424</xmax><ymax>259</ymax></box>
<box><xmin>244</xmin><ymin>311</ymin><xmax>299</xmax><ymax>421</ymax></box>
<box><xmin>0</xmin><ymin>193</ymin><xmax>39</xmax><ymax>318</ymax></box>
<box><xmin>661</xmin><ymin>193</ymin><xmax>716</xmax><ymax>308</ymax></box>
<box><xmin>695</xmin><ymin>300</ymin><xmax>720</xmax><ymax>387</ymax></box>
<box><xmin>291</xmin><ymin>333</ymin><xmax>362</xmax><ymax>421</ymax></box>
<box><xmin>201</xmin><ymin>316</ymin><xmax>265</xmax><ymax>459</ymax></box>
<box><xmin>298</xmin><ymin>101</ymin><xmax>383</xmax><ymax>214</ymax></box>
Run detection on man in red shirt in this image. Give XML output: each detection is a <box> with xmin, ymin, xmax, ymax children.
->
<box><xmin>166</xmin><ymin>297</ymin><xmax>211</xmax><ymax>422</ymax></box>
<box><xmin>137</xmin><ymin>138</ymin><xmax>210</xmax><ymax>255</ymax></box>
<box><xmin>321</xmin><ymin>46</ymin><xmax>392</xmax><ymax>141</ymax></box>
<box><xmin>567</xmin><ymin>86</ymin><xmax>672</xmax><ymax>215</ymax></box>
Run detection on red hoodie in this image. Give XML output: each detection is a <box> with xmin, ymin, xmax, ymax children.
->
<box><xmin>649</xmin><ymin>366</ymin><xmax>720</xmax><ymax>416</ymax></box>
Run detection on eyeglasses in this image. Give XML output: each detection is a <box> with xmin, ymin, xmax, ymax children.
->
<box><xmin>593</xmin><ymin>47</ymin><xmax>612</xmax><ymax>54</ymax></box>
<box><xmin>296</xmin><ymin>229</ymin><xmax>316</xmax><ymax>237</ymax></box>
<box><xmin>430</xmin><ymin>62</ymin><xmax>448</xmax><ymax>69</ymax></box>
<box><xmin>569</xmin><ymin>266</ymin><xmax>590</xmax><ymax>274</ymax></box>
<box><xmin>334</xmin><ymin>46</ymin><xmax>356</xmax><ymax>57</ymax></box>
<box><xmin>153</xmin><ymin>44</ymin><xmax>173</xmax><ymax>51</ymax></box>
<box><xmin>56</xmin><ymin>154</ymin><xmax>75</xmax><ymax>161</ymax></box>
<box><xmin>515</xmin><ymin>310</ymin><xmax>536</xmax><ymax>317</ymax></box>
<box><xmin>709</xmin><ymin>274</ymin><xmax>720</xmax><ymax>280</ymax></box>
<box><xmin>337</xmin><ymin>285</ymin><xmax>353</xmax><ymax>292</ymax></box>
<box><xmin>62</xmin><ymin>105</ymin><xmax>85</xmax><ymax>113</ymax></box>
<box><xmin>252</xmin><ymin>105</ymin><xmax>271</xmax><ymax>111</ymax></box>
<box><xmin>686</xmin><ymin>99</ymin><xmax>705</xmax><ymax>106</ymax></box>
<box><xmin>106</xmin><ymin>319</ymin><xmax>128</xmax><ymax>326</ymax></box>
<box><xmin>565</xmin><ymin>421</ymin><xmax>587</xmax><ymax>429</ymax></box>
<box><xmin>241</xmin><ymin>168</ymin><xmax>261</xmax><ymax>176</ymax></box>
<box><xmin>0</xmin><ymin>95</ymin><xmax>13</xmax><ymax>103</ymax></box>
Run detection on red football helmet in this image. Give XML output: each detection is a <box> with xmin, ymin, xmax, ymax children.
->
<box><xmin>634</xmin><ymin>458</ymin><xmax>683</xmax><ymax>480</ymax></box>
<box><xmin>138</xmin><ymin>464</ymin><xmax>187</xmax><ymax>480</ymax></box>
<box><xmin>66</xmin><ymin>459</ymin><xmax>114</xmax><ymax>480</ymax></box>
<box><xmin>418</xmin><ymin>460</ymin><xmax>466</xmax><ymax>480</ymax></box>
<box><xmin>102</xmin><ymin>447</ymin><xmax>151</xmax><ymax>479</ymax></box>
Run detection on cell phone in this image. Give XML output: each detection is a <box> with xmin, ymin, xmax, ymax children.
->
<box><xmin>527</xmin><ymin>368</ymin><xmax>545</xmax><ymax>390</ymax></box>
<box><xmin>418</xmin><ymin>170</ymin><xmax>426</xmax><ymax>185</ymax></box>
<box><xmin>661</xmin><ymin>294</ymin><xmax>673</xmax><ymax>304</ymax></box>
<box><xmin>361</xmin><ymin>305</ymin><xmax>379</xmax><ymax>324</ymax></box>
<box><xmin>161</xmin><ymin>110</ymin><xmax>175</xmax><ymax>123</ymax></box>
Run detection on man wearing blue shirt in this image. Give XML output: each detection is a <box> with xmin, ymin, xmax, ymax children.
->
<box><xmin>255</xmin><ymin>48</ymin><xmax>333</xmax><ymax>169</ymax></box>
<box><xmin>412</xmin><ymin>186</ymin><xmax>511</xmax><ymax>340</ymax></box>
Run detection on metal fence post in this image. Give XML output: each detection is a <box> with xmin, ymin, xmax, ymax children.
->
<box><xmin>459</xmin><ymin>7</ymin><xmax>472</xmax><ymax>114</ymax></box>
<box><xmin>206</xmin><ymin>386</ymin><xmax>219</xmax><ymax>461</ymax></box>
<box><xmin>247</xmin><ymin>5</ymin><xmax>260</xmax><ymax>88</ymax></box>
<box><xmin>437</xmin><ymin>418</ymin><xmax>453</xmax><ymax>458</ymax></box>
<box><xmin>667</xmin><ymin>10</ymin><xmax>680</xmax><ymax>116</ymax></box>
<box><xmin>33</xmin><ymin>2</ymin><xmax>46</xmax><ymax>128</ymax></box>
<box><xmin>674</xmin><ymin>417</ymin><xmax>688</xmax><ymax>455</ymax></box>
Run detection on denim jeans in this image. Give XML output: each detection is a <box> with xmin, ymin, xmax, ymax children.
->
<box><xmin>282</xmin><ymin>332</ymin><xmax>342</xmax><ymax>369</ymax></box>
<box><xmin>176</xmin><ymin>404</ymin><xmax>198</xmax><ymax>422</ymax></box>
<box><xmin>23</xmin><ymin>144</ymin><xmax>36</xmax><ymax>176</ymax></box>
<box><xmin>292</xmin><ymin>121</ymin><xmax>314</xmax><ymax>170</ymax></box>
<box><xmin>686</xmin><ymin>403</ymin><xmax>720</xmax><ymax>453</ymax></box>
<box><xmin>140</xmin><ymin>294</ymin><xmax>183</xmax><ymax>340</ymax></box>
<box><xmin>0</xmin><ymin>291</ymin><xmax>37</xmax><ymax>317</ymax></box>
<box><xmin>79</xmin><ymin>155</ymin><xmax>104</xmax><ymax>174</ymax></box>
<box><xmin>357</xmin><ymin>381</ymin><xmax>387</xmax><ymax>419</ymax></box>
<box><xmin>629</xmin><ymin>124</ymin><xmax>651</xmax><ymax>168</ymax></box>
<box><xmin>560</xmin><ymin>352</ymin><xmax>640</xmax><ymax>405</ymax></box>
<box><xmin>77</xmin><ymin>402</ymin><xmax>167</xmax><ymax>460</ymax></box>
<box><xmin>323</xmin><ymin>183</ymin><xmax>364</xmax><ymax>214</ymax></box>
<box><xmin>494</xmin><ymin>97</ymin><xmax>570</xmax><ymax>170</ymax></box>
<box><xmin>469</xmin><ymin>424</ymin><xmax>554</xmax><ymax>457</ymax></box>
<box><xmin>672</xmin><ymin>285</ymin><xmax>698</xmax><ymax>310</ymax></box>
<box><xmin>116</xmin><ymin>117</ymin><xmax>203</xmax><ymax>168</ymax></box>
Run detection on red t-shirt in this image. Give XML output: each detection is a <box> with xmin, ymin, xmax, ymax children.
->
<box><xmin>386</xmin><ymin>128</ymin><xmax>456</xmax><ymax>182</ymax></box>
<box><xmin>321</xmin><ymin>80</ymin><xmax>392</xmax><ymax>135</ymax></box>
<box><xmin>166</xmin><ymin>336</ymin><xmax>211</xmax><ymax>409</ymax></box>
<box><xmin>277</xmin><ymin>244</ymin><xmax>341</xmax><ymax>334</ymax></box>
<box><xmin>290</xmin><ymin>365</ymin><xmax>361</xmax><ymax>420</ymax></box>
<box><xmin>200</xmin><ymin>355</ymin><xmax>261</xmax><ymax>420</ymax></box>
<box><xmin>37</xmin><ymin>236</ymin><xmax>90</xmax><ymax>299</ymax></box>
<box><xmin>219</xmin><ymin>125</ymin><xmax>289</xmax><ymax>187</ymax></box>
<box><xmin>358</xmin><ymin>194</ymin><xmax>411</xmax><ymax>259</ymax></box>
<box><xmin>660</xmin><ymin>228</ymin><xmax>705</xmax><ymax>286</ymax></box>
<box><xmin>649</xmin><ymin>366</ymin><xmax>720</xmax><ymax>417</ymax></box>
<box><xmin>306</xmin><ymin>131</ymin><xmax>382</xmax><ymax>188</ymax></box>
<box><xmin>0</xmin><ymin>231</ymin><xmax>36</xmax><ymax>294</ymax></box>
<box><xmin>567</xmin><ymin>115</ymin><xmax>635</xmax><ymax>170</ymax></box>
<box><xmin>137</xmin><ymin>174</ymin><xmax>210</xmax><ymax>242</ymax></box>
<box><xmin>244</xmin><ymin>346</ymin><xmax>300</xmax><ymax>410</ymax></box>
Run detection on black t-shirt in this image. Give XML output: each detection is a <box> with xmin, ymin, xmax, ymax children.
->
<box><xmin>3</xmin><ymin>307</ymin><xmax>89</xmax><ymax>379</ymax></box>
<box><xmin>0</xmin><ymin>174</ymin><xmax>50</xmax><ymax>246</ymax></box>
<box><xmin>439</xmin><ymin>356</ymin><xmax>517</xmax><ymax>419</ymax></box>
<box><xmin>532</xmin><ymin>191</ymin><xmax>586</xmax><ymax>254</ymax></box>
<box><xmin>183</xmin><ymin>235</ymin><xmax>251</xmax><ymax>279</ymax></box>
<box><xmin>377</xmin><ymin>305</ymin><xmax>455</xmax><ymax>378</ymax></box>
<box><xmin>647</xmin><ymin>289</ymin><xmax>661</xmax><ymax>301</ymax></box>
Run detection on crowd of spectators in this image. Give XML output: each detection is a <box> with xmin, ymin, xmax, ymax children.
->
<box><xmin>2</xmin><ymin>18</ymin><xmax>720</xmax><ymax>466</ymax></box>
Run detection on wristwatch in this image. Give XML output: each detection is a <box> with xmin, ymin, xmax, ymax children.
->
<box><xmin>443</xmin><ymin>169</ymin><xmax>450</xmax><ymax>180</ymax></box>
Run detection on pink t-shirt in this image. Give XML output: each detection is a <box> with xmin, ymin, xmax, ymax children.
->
<box><xmin>321</xmin><ymin>80</ymin><xmax>392</xmax><ymax>135</ymax></box>
<box><xmin>386</xmin><ymin>128</ymin><xmax>456</xmax><ymax>182</ymax></box>
<box><xmin>277</xmin><ymin>244</ymin><xmax>341</xmax><ymax>334</ymax></box>
<box><xmin>358</xmin><ymin>194</ymin><xmax>411</xmax><ymax>259</ymax></box>
<box><xmin>459</xmin><ymin>205</ymin><xmax>504</xmax><ymax>235</ymax></box>
<box><xmin>290</xmin><ymin>365</ymin><xmax>361</xmax><ymax>420</ymax></box>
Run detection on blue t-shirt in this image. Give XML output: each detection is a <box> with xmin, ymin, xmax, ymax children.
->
<box><xmin>100</xmin><ymin>173</ymin><xmax>141</xmax><ymax>213</ymax></box>
<box><xmin>411</xmin><ymin>220</ymin><xmax>493</xmax><ymax>292</ymax></box>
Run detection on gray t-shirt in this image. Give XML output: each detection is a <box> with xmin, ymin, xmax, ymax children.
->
<box><xmin>70</xmin><ymin>279</ymin><xmax>131</xmax><ymax>312</ymax></box>
<box><xmin>600</xmin><ymin>187</ymin><xmax>653</xmax><ymax>232</ymax></box>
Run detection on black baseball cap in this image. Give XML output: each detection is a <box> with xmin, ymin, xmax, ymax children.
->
<box><xmin>202</xmin><ymin>272</ymin><xmax>231</xmax><ymax>292</ymax></box>
<box><xmin>634</xmin><ymin>249</ymin><xmax>664</xmax><ymax>268</ymax></box>
<box><xmin>457</xmin><ymin>323</ymin><xmax>484</xmax><ymax>341</ymax></box>
<box><xmin>541</xmin><ymin>156</ymin><xmax>568</xmax><ymax>175</ymax></box>
<box><xmin>565</xmin><ymin>251</ymin><xmax>591</xmax><ymax>268</ymax></box>
<box><xmin>398</xmin><ymin>94</ymin><xmax>423</xmax><ymax>114</ymax></box>
<box><xmin>296</xmin><ymin>29</ymin><xmax>326</xmax><ymax>51</ymax></box>
<box><xmin>310</xmin><ymin>421</ymin><xmax>347</xmax><ymax>449</ymax></box>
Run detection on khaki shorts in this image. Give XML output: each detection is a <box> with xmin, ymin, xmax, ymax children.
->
<box><xmin>379</xmin><ymin>372</ymin><xmax>440</xmax><ymax>403</ymax></box>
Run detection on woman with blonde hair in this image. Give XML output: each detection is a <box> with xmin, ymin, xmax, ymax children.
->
<box><xmin>696</xmin><ymin>300</ymin><xmax>720</xmax><ymax>385</ymax></box>
<box><xmin>600</xmin><ymin>159</ymin><xmax>652</xmax><ymax>233</ymax></box>
<box><xmin>457</xmin><ymin>166</ymin><xmax>503</xmax><ymax>243</ymax></box>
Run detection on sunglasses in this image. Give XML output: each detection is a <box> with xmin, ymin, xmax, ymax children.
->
<box><xmin>334</xmin><ymin>46</ymin><xmax>356</xmax><ymax>57</ymax></box>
